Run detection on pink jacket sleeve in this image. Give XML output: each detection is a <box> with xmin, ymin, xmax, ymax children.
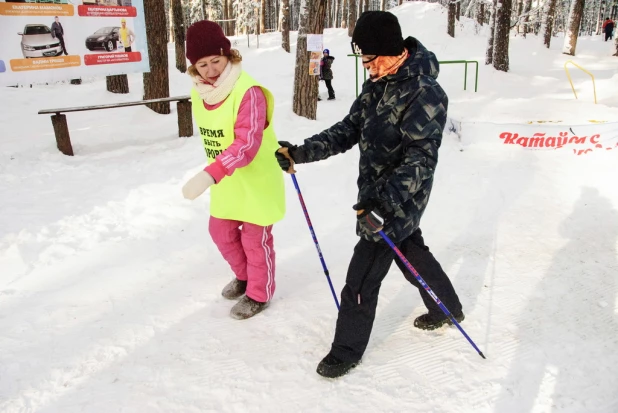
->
<box><xmin>204</xmin><ymin>86</ymin><xmax>268</xmax><ymax>183</ymax></box>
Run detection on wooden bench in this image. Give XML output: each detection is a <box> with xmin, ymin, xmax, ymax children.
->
<box><xmin>38</xmin><ymin>96</ymin><xmax>193</xmax><ymax>156</ymax></box>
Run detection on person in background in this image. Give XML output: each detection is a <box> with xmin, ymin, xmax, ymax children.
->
<box><xmin>275</xmin><ymin>11</ymin><xmax>464</xmax><ymax>378</ymax></box>
<box><xmin>182</xmin><ymin>20</ymin><xmax>285</xmax><ymax>320</ymax></box>
<box><xmin>602</xmin><ymin>17</ymin><xmax>614</xmax><ymax>42</ymax></box>
<box><xmin>320</xmin><ymin>49</ymin><xmax>336</xmax><ymax>101</ymax></box>
<box><xmin>119</xmin><ymin>18</ymin><xmax>135</xmax><ymax>51</ymax></box>
<box><xmin>51</xmin><ymin>16</ymin><xmax>68</xmax><ymax>55</ymax></box>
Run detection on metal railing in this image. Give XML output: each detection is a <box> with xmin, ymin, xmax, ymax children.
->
<box><xmin>564</xmin><ymin>60</ymin><xmax>597</xmax><ymax>104</ymax></box>
<box><xmin>439</xmin><ymin>60</ymin><xmax>479</xmax><ymax>93</ymax></box>
<box><xmin>347</xmin><ymin>55</ymin><xmax>479</xmax><ymax>96</ymax></box>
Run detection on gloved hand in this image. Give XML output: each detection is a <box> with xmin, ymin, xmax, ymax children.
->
<box><xmin>274</xmin><ymin>141</ymin><xmax>307</xmax><ymax>174</ymax></box>
<box><xmin>353</xmin><ymin>199</ymin><xmax>384</xmax><ymax>235</ymax></box>
<box><xmin>182</xmin><ymin>170</ymin><xmax>215</xmax><ymax>200</ymax></box>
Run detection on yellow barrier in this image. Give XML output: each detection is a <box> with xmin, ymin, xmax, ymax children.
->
<box><xmin>564</xmin><ymin>60</ymin><xmax>597</xmax><ymax>104</ymax></box>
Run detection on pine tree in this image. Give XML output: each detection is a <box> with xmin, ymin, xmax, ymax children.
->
<box><xmin>171</xmin><ymin>0</ymin><xmax>187</xmax><ymax>73</ymax></box>
<box><xmin>540</xmin><ymin>0</ymin><xmax>557</xmax><ymax>47</ymax></box>
<box><xmin>143</xmin><ymin>0</ymin><xmax>170</xmax><ymax>114</ymax></box>
<box><xmin>293</xmin><ymin>0</ymin><xmax>327</xmax><ymax>119</ymax></box>
<box><xmin>280</xmin><ymin>0</ymin><xmax>291</xmax><ymax>52</ymax></box>
<box><xmin>563</xmin><ymin>0</ymin><xmax>587</xmax><ymax>55</ymax></box>
<box><xmin>492</xmin><ymin>0</ymin><xmax>512</xmax><ymax>71</ymax></box>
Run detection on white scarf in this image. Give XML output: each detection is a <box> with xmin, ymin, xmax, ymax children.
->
<box><xmin>192</xmin><ymin>61</ymin><xmax>243</xmax><ymax>105</ymax></box>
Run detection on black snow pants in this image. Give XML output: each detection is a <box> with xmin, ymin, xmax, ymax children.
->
<box><xmin>329</xmin><ymin>228</ymin><xmax>463</xmax><ymax>363</ymax></box>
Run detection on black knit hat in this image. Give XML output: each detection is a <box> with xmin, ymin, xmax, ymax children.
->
<box><xmin>351</xmin><ymin>11</ymin><xmax>404</xmax><ymax>56</ymax></box>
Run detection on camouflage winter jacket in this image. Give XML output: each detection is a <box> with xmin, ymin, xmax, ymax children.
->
<box><xmin>300</xmin><ymin>37</ymin><xmax>448</xmax><ymax>243</ymax></box>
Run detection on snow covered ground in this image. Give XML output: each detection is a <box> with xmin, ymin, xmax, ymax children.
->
<box><xmin>1</xmin><ymin>2</ymin><xmax>618</xmax><ymax>412</ymax></box>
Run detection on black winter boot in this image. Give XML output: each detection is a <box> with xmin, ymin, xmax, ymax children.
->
<box><xmin>221</xmin><ymin>278</ymin><xmax>247</xmax><ymax>300</ymax></box>
<box><xmin>316</xmin><ymin>353</ymin><xmax>359</xmax><ymax>378</ymax></box>
<box><xmin>414</xmin><ymin>311</ymin><xmax>465</xmax><ymax>331</ymax></box>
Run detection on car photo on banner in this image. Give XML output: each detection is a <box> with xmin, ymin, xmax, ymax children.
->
<box><xmin>85</xmin><ymin>27</ymin><xmax>122</xmax><ymax>52</ymax></box>
<box><xmin>18</xmin><ymin>24</ymin><xmax>63</xmax><ymax>58</ymax></box>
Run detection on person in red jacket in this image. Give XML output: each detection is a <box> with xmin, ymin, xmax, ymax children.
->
<box><xmin>602</xmin><ymin>17</ymin><xmax>614</xmax><ymax>41</ymax></box>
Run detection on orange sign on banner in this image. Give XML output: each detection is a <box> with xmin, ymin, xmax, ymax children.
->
<box><xmin>77</xmin><ymin>5</ymin><xmax>137</xmax><ymax>17</ymax></box>
<box><xmin>10</xmin><ymin>56</ymin><xmax>81</xmax><ymax>72</ymax></box>
<box><xmin>0</xmin><ymin>3</ymin><xmax>74</xmax><ymax>16</ymax></box>
<box><xmin>83</xmin><ymin>52</ymin><xmax>142</xmax><ymax>66</ymax></box>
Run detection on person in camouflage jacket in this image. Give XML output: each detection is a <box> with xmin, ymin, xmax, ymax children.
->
<box><xmin>275</xmin><ymin>11</ymin><xmax>464</xmax><ymax>379</ymax></box>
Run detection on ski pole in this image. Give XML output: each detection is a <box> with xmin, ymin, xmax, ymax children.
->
<box><xmin>290</xmin><ymin>174</ymin><xmax>340</xmax><ymax>310</ymax></box>
<box><xmin>378</xmin><ymin>229</ymin><xmax>486</xmax><ymax>359</ymax></box>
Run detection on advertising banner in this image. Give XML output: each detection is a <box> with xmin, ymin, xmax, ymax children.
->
<box><xmin>452</xmin><ymin>120</ymin><xmax>618</xmax><ymax>156</ymax></box>
<box><xmin>0</xmin><ymin>0</ymin><xmax>149</xmax><ymax>86</ymax></box>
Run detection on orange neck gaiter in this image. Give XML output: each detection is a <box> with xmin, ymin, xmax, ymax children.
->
<box><xmin>367</xmin><ymin>48</ymin><xmax>409</xmax><ymax>82</ymax></box>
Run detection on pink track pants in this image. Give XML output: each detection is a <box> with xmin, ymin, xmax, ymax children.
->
<box><xmin>209</xmin><ymin>216</ymin><xmax>276</xmax><ymax>303</ymax></box>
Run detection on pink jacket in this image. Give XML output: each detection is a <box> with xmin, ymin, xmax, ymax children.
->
<box><xmin>202</xmin><ymin>86</ymin><xmax>268</xmax><ymax>183</ymax></box>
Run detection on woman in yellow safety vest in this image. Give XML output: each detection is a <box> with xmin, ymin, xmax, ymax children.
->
<box><xmin>181</xmin><ymin>20</ymin><xmax>285</xmax><ymax>320</ymax></box>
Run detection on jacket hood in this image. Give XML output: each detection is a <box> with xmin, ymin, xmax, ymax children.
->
<box><xmin>381</xmin><ymin>37</ymin><xmax>440</xmax><ymax>82</ymax></box>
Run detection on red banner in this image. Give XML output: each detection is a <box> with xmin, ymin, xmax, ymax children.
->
<box><xmin>77</xmin><ymin>5</ymin><xmax>137</xmax><ymax>17</ymax></box>
<box><xmin>83</xmin><ymin>52</ymin><xmax>142</xmax><ymax>66</ymax></box>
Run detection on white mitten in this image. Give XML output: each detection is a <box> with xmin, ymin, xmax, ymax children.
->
<box><xmin>182</xmin><ymin>171</ymin><xmax>215</xmax><ymax>200</ymax></box>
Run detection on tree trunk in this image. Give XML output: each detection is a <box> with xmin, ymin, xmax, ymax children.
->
<box><xmin>171</xmin><ymin>0</ymin><xmax>186</xmax><ymax>73</ymax></box>
<box><xmin>222</xmin><ymin>0</ymin><xmax>229</xmax><ymax>35</ymax></box>
<box><xmin>229</xmin><ymin>0</ymin><xmax>236</xmax><ymax>35</ymax></box>
<box><xmin>563</xmin><ymin>0</ymin><xmax>586</xmax><ymax>55</ymax></box>
<box><xmin>260</xmin><ymin>0</ymin><xmax>267</xmax><ymax>33</ymax></box>
<box><xmin>464</xmin><ymin>0</ymin><xmax>476</xmax><ymax>19</ymax></box>
<box><xmin>595</xmin><ymin>0</ymin><xmax>603</xmax><ymax>34</ymax></box>
<box><xmin>476</xmin><ymin>1</ymin><xmax>484</xmax><ymax>25</ymax></box>
<box><xmin>348</xmin><ymin>0</ymin><xmax>357</xmax><ymax>36</ymax></box>
<box><xmin>255</xmin><ymin>4</ymin><xmax>261</xmax><ymax>38</ymax></box>
<box><xmin>341</xmin><ymin>0</ymin><xmax>348</xmax><ymax>28</ymax></box>
<box><xmin>363</xmin><ymin>0</ymin><xmax>369</xmax><ymax>13</ymax></box>
<box><xmin>516</xmin><ymin>0</ymin><xmax>523</xmax><ymax>34</ymax></box>
<box><xmin>292</xmin><ymin>0</ymin><xmax>301</xmax><ymax>30</ymax></box>
<box><xmin>280</xmin><ymin>0</ymin><xmax>291</xmax><ymax>51</ymax></box>
<box><xmin>143</xmin><ymin>0</ymin><xmax>170</xmax><ymax>114</ymax></box>
<box><xmin>169</xmin><ymin>4</ymin><xmax>174</xmax><ymax>42</ymax></box>
<box><xmin>106</xmin><ymin>75</ymin><xmax>129</xmax><ymax>93</ymax></box>
<box><xmin>293</xmin><ymin>0</ymin><xmax>328</xmax><ymax>119</ymax></box>
<box><xmin>540</xmin><ymin>0</ymin><xmax>557</xmax><ymax>47</ymax></box>
<box><xmin>485</xmin><ymin>0</ymin><xmax>498</xmax><ymax>64</ymax></box>
<box><xmin>523</xmin><ymin>0</ymin><xmax>532</xmax><ymax>35</ymax></box>
<box><xmin>493</xmin><ymin>0</ymin><xmax>512</xmax><ymax>71</ymax></box>
<box><xmin>381</xmin><ymin>0</ymin><xmax>386</xmax><ymax>11</ymax></box>
<box><xmin>448</xmin><ymin>1</ymin><xmax>456</xmax><ymax>37</ymax></box>
<box><xmin>456</xmin><ymin>1</ymin><xmax>461</xmax><ymax>20</ymax></box>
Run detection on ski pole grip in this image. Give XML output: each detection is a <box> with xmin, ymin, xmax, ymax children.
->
<box><xmin>277</xmin><ymin>147</ymin><xmax>297</xmax><ymax>174</ymax></box>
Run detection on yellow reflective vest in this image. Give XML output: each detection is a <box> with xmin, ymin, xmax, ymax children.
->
<box><xmin>190</xmin><ymin>71</ymin><xmax>285</xmax><ymax>226</ymax></box>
